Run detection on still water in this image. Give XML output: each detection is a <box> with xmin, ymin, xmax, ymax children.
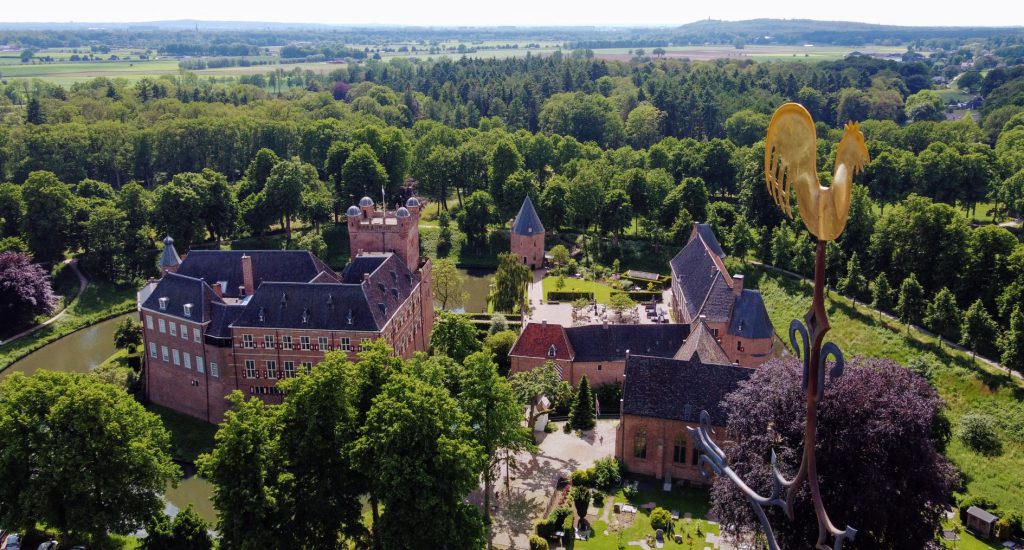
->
<box><xmin>439</xmin><ymin>267</ymin><xmax>495</xmax><ymax>313</ymax></box>
<box><xmin>6</xmin><ymin>313</ymin><xmax>217</xmax><ymax>522</ymax></box>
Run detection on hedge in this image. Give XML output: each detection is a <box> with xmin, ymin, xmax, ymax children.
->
<box><xmin>547</xmin><ymin>291</ymin><xmax>595</xmax><ymax>302</ymax></box>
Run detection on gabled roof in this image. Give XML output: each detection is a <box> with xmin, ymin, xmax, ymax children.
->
<box><xmin>232</xmin><ymin>253</ymin><xmax>414</xmax><ymax>332</ymax></box>
<box><xmin>693</xmin><ymin>223</ymin><xmax>725</xmax><ymax>259</ymax></box>
<box><xmin>565</xmin><ymin>324</ymin><xmax>688</xmax><ymax>362</ymax></box>
<box><xmin>510</xmin><ymin>322</ymin><xmax>574</xmax><ymax>361</ymax></box>
<box><xmin>511</xmin><ymin>196</ymin><xmax>544</xmax><ymax>236</ymax></box>
<box><xmin>206</xmin><ymin>302</ymin><xmax>245</xmax><ymax>339</ymax></box>
<box><xmin>622</xmin><ymin>355</ymin><xmax>752</xmax><ymax>425</ymax></box>
<box><xmin>728</xmin><ymin>290</ymin><xmax>775</xmax><ymax>340</ymax></box>
<box><xmin>175</xmin><ymin>250</ymin><xmax>336</xmax><ymax>299</ymax></box>
<box><xmin>670</xmin><ymin>227</ymin><xmax>735</xmax><ymax>323</ymax></box>
<box><xmin>966</xmin><ymin>506</ymin><xmax>998</xmax><ymax>524</ymax></box>
<box><xmin>674</xmin><ymin>320</ymin><xmax>731</xmax><ymax>365</ymax></box>
<box><xmin>142</xmin><ymin>272</ymin><xmax>223</xmax><ymax>322</ymax></box>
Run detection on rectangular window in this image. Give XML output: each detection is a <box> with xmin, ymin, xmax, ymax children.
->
<box><xmin>243</xmin><ymin>334</ymin><xmax>254</xmax><ymax>349</ymax></box>
<box><xmin>691</xmin><ymin>440</ymin><xmax>700</xmax><ymax>465</ymax></box>
<box><xmin>183</xmin><ymin>353</ymin><xmax>192</xmax><ymax>370</ymax></box>
<box><xmin>196</xmin><ymin>356</ymin><xmax>205</xmax><ymax>374</ymax></box>
<box><xmin>673</xmin><ymin>435</ymin><xmax>686</xmax><ymax>464</ymax></box>
<box><xmin>181</xmin><ymin>325</ymin><xmax>188</xmax><ymax>340</ymax></box>
<box><xmin>283</xmin><ymin>361</ymin><xmax>295</xmax><ymax>378</ymax></box>
<box><xmin>318</xmin><ymin>336</ymin><xmax>328</xmax><ymax>350</ymax></box>
<box><xmin>158</xmin><ymin>319</ymin><xmax>166</xmax><ymax>333</ymax></box>
<box><xmin>634</xmin><ymin>432</ymin><xmax>647</xmax><ymax>459</ymax></box>
<box><xmin>169</xmin><ymin>322</ymin><xmax>177</xmax><ymax>337</ymax></box>
<box><xmin>161</xmin><ymin>346</ymin><xmax>169</xmax><ymax>362</ymax></box>
<box><xmin>149</xmin><ymin>342</ymin><xmax>157</xmax><ymax>358</ymax></box>
<box><xmin>194</xmin><ymin>327</ymin><xmax>201</xmax><ymax>343</ymax></box>
<box><xmin>264</xmin><ymin>335</ymin><xmax>275</xmax><ymax>349</ymax></box>
<box><xmin>245</xmin><ymin>360</ymin><xmax>256</xmax><ymax>379</ymax></box>
<box><xmin>172</xmin><ymin>349</ymin><xmax>180</xmax><ymax>366</ymax></box>
<box><xmin>300</xmin><ymin>336</ymin><xmax>310</xmax><ymax>351</ymax></box>
<box><xmin>282</xmin><ymin>335</ymin><xmax>293</xmax><ymax>350</ymax></box>
<box><xmin>210</xmin><ymin>362</ymin><xmax>219</xmax><ymax>378</ymax></box>
<box><xmin>302</xmin><ymin>361</ymin><xmax>312</xmax><ymax>374</ymax></box>
<box><xmin>146</xmin><ymin>315</ymin><xmax>153</xmax><ymax>330</ymax></box>
<box><xmin>341</xmin><ymin>337</ymin><xmax>351</xmax><ymax>351</ymax></box>
<box><xmin>266</xmin><ymin>360</ymin><xmax>277</xmax><ymax>379</ymax></box>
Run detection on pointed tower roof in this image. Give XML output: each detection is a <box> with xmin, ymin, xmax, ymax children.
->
<box><xmin>159</xmin><ymin>235</ymin><xmax>181</xmax><ymax>269</ymax></box>
<box><xmin>511</xmin><ymin>196</ymin><xmax>544</xmax><ymax>236</ymax></box>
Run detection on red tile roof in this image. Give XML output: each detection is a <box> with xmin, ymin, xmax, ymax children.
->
<box><xmin>510</xmin><ymin>322</ymin><xmax>574</xmax><ymax>361</ymax></box>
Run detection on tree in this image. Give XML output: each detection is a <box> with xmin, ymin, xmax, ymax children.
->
<box><xmin>678</xmin><ymin>177</ymin><xmax>709</xmax><ymax>223</ymax></box>
<box><xmin>353</xmin><ymin>371</ymin><xmax>486</xmax><ymax>550</ymax></box>
<box><xmin>20</xmin><ymin>171</ymin><xmax>75</xmax><ymax>263</ymax></box>
<box><xmin>432</xmin><ymin>258</ymin><xmax>467</xmax><ymax>311</ymax></box>
<box><xmin>140</xmin><ymin>506</ymin><xmax>213</xmax><ymax>550</ymax></box>
<box><xmin>298</xmin><ymin>181</ymin><xmax>334</xmax><ymax>232</ymax></box>
<box><xmin>836</xmin><ymin>252</ymin><xmax>868</xmax><ymax>306</ymax></box>
<box><xmin>197</xmin><ymin>392</ymin><xmax>282</xmax><ymax>549</ymax></box>
<box><xmin>625</xmin><ymin>102</ymin><xmax>665</xmax><ymax>149</ymax></box>
<box><xmin>961</xmin><ymin>299</ymin><xmax>998</xmax><ymax>363</ymax></box>
<box><xmin>458</xmin><ymin>190</ymin><xmax>496</xmax><ymax>244</ymax></box>
<box><xmin>0</xmin><ymin>183</ymin><xmax>23</xmax><ymax>237</ymax></box>
<box><xmin>539</xmin><ymin>92</ymin><xmax>625</xmax><ymax>148</ymax></box>
<box><xmin>724</xmin><ymin>109</ymin><xmax>770</xmax><ymax>147</ymax></box>
<box><xmin>420</xmin><ymin>146</ymin><xmax>459</xmax><ymax>211</ymax></box>
<box><xmin>26</xmin><ymin>97</ymin><xmax>44</xmax><ymax>124</ymax></box>
<box><xmin>275</xmin><ymin>353</ymin><xmax>364</xmax><ymax>547</ymax></box>
<box><xmin>509</xmin><ymin>362</ymin><xmax>572</xmax><ymax>435</ymax></box>
<box><xmin>488</xmin><ymin>139</ymin><xmax>524</xmax><ymax>204</ymax></box>
<box><xmin>0</xmin><ymin>251</ymin><xmax>58</xmax><ymax>326</ymax></box>
<box><xmin>293</xmin><ymin>230</ymin><xmax>327</xmax><ymax>259</ymax></box>
<box><xmin>0</xmin><ymin>371</ymin><xmax>179</xmax><ymax>545</ymax></box>
<box><xmin>896</xmin><ymin>273</ymin><xmax>925</xmax><ymax>334</ymax></box>
<box><xmin>153</xmin><ymin>181</ymin><xmax>206</xmax><ymax>250</ymax></box>
<box><xmin>242</xmin><ymin>148</ymin><xmax>280</xmax><ymax>199</ymax></box>
<box><xmin>730</xmin><ymin>217</ymin><xmax>753</xmax><ymax>261</ymax></box>
<box><xmin>905</xmin><ymin>90</ymin><xmax>946</xmax><ymax>122</ymax></box>
<box><xmin>484</xmin><ymin>330</ymin><xmax>518</xmax><ymax>376</ymax></box>
<box><xmin>549</xmin><ymin>244</ymin><xmax>570</xmax><ymax>268</ymax></box>
<box><xmin>608</xmin><ymin>292</ymin><xmax>636</xmax><ymax>321</ymax></box>
<box><xmin>957</xmin><ymin>413</ymin><xmax>1002</xmax><ymax>456</ymax></box>
<box><xmin>569</xmin><ymin>486</ymin><xmax>591</xmax><ymax>519</ymax></box>
<box><xmin>114</xmin><ymin>317</ymin><xmax>142</xmax><ymax>351</ymax></box>
<box><xmin>539</xmin><ymin>176</ymin><xmax>570</xmax><ymax>231</ymax></box>
<box><xmin>491</xmin><ymin>252</ymin><xmax>531</xmax><ymax>314</ymax></box>
<box><xmin>650</xmin><ymin>507</ymin><xmax>672</xmax><ymax>533</ymax></box>
<box><xmin>924</xmin><ymin>288</ymin><xmax>961</xmax><ymax>346</ymax></box>
<box><xmin>870</xmin><ymin>273</ymin><xmax>894</xmax><ymax>320</ymax></box>
<box><xmin>459</xmin><ymin>351</ymin><xmax>534</xmax><ymax>530</ymax></box>
<box><xmin>82</xmin><ymin>205</ymin><xmax>129</xmax><ymax>279</ymax></box>
<box><xmin>431</xmin><ymin>310</ymin><xmax>481</xmax><ymax>363</ymax></box>
<box><xmin>600</xmin><ymin>187</ymin><xmax>632</xmax><ymax>242</ymax></box>
<box><xmin>711</xmin><ymin>359</ymin><xmax>956</xmax><ymax>549</ymax></box>
<box><xmin>569</xmin><ymin>375</ymin><xmax>596</xmax><ymax>431</ymax></box>
<box><xmin>117</xmin><ymin>181</ymin><xmax>151</xmax><ymax>233</ymax></box>
<box><xmin>266</xmin><ymin>158</ymin><xmax>319</xmax><ymax>238</ymax></box>
<box><xmin>195</xmin><ymin>169</ymin><xmax>238</xmax><ymax>243</ymax></box>
<box><xmin>999</xmin><ymin>306</ymin><xmax>1024</xmax><ymax>375</ymax></box>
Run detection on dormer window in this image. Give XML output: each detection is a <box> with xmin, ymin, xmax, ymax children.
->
<box><xmin>378</xmin><ymin>303</ymin><xmax>387</xmax><ymax>317</ymax></box>
<box><xmin>548</xmin><ymin>344</ymin><xmax>557</xmax><ymax>358</ymax></box>
<box><xmin>347</xmin><ymin>309</ymin><xmax>354</xmax><ymax>325</ymax></box>
<box><xmin>158</xmin><ymin>297</ymin><xmax>168</xmax><ymax>310</ymax></box>
<box><xmin>280</xmin><ymin>293</ymin><xmax>288</xmax><ymax>306</ymax></box>
<box><xmin>301</xmin><ymin>308</ymin><xmax>310</xmax><ymax>324</ymax></box>
<box><xmin>390</xmin><ymin>270</ymin><xmax>397</xmax><ymax>283</ymax></box>
<box><xmin>183</xmin><ymin>303</ymin><xmax>193</xmax><ymax>318</ymax></box>
<box><xmin>378</xmin><ymin>283</ymin><xmax>386</xmax><ymax>293</ymax></box>
<box><xmin>257</xmin><ymin>307</ymin><xmax>265</xmax><ymax>322</ymax></box>
<box><xmin>391</xmin><ymin>288</ymin><xmax>399</xmax><ymax>299</ymax></box>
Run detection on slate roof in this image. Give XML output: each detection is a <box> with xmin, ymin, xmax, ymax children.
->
<box><xmin>340</xmin><ymin>255</ymin><xmax>390</xmax><ymax>284</ymax></box>
<box><xmin>693</xmin><ymin>223</ymin><xmax>726</xmax><ymax>259</ymax></box>
<box><xmin>509</xmin><ymin>322</ymin><xmax>574</xmax><ymax>361</ymax></box>
<box><xmin>175</xmin><ymin>250</ymin><xmax>336</xmax><ymax>299</ymax></box>
<box><xmin>206</xmin><ymin>302</ymin><xmax>245</xmax><ymax>339</ymax></box>
<box><xmin>159</xmin><ymin>236</ymin><xmax>181</xmax><ymax>269</ymax></box>
<box><xmin>565</xmin><ymin>324</ymin><xmax>688</xmax><ymax>362</ymax></box>
<box><xmin>966</xmin><ymin>506</ymin><xmax>998</xmax><ymax>524</ymax></box>
<box><xmin>511</xmin><ymin>196</ymin><xmax>544</xmax><ymax>236</ymax></box>
<box><xmin>232</xmin><ymin>253</ymin><xmax>414</xmax><ymax>332</ymax></box>
<box><xmin>674</xmin><ymin>320</ymin><xmax>731</xmax><ymax>365</ymax></box>
<box><xmin>622</xmin><ymin>355</ymin><xmax>752</xmax><ymax>426</ymax></box>
<box><xmin>141</xmin><ymin>272</ymin><xmax>223</xmax><ymax>322</ymax></box>
<box><xmin>728</xmin><ymin>290</ymin><xmax>775</xmax><ymax>340</ymax></box>
<box><xmin>670</xmin><ymin>228</ymin><xmax>734</xmax><ymax>323</ymax></box>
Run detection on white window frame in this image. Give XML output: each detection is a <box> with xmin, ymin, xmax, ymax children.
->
<box><xmin>181</xmin><ymin>325</ymin><xmax>188</xmax><ymax>340</ymax></box>
<box><xmin>244</xmin><ymin>360</ymin><xmax>256</xmax><ymax>379</ymax></box>
<box><xmin>283</xmin><ymin>361</ymin><xmax>295</xmax><ymax>378</ymax></box>
<box><xmin>194</xmin><ymin>327</ymin><xmax>201</xmax><ymax>343</ymax></box>
<box><xmin>149</xmin><ymin>342</ymin><xmax>157</xmax><ymax>358</ymax></box>
<box><xmin>264</xmin><ymin>335</ymin><xmax>275</xmax><ymax>349</ymax></box>
<box><xmin>146</xmin><ymin>315</ymin><xmax>153</xmax><ymax>330</ymax></box>
<box><xmin>196</xmin><ymin>356</ymin><xmax>205</xmax><ymax>374</ymax></box>
<box><xmin>318</xmin><ymin>336</ymin><xmax>328</xmax><ymax>350</ymax></box>
<box><xmin>183</xmin><ymin>353</ymin><xmax>192</xmax><ymax>370</ymax></box>
<box><xmin>172</xmin><ymin>349</ymin><xmax>180</xmax><ymax>366</ymax></box>
<box><xmin>282</xmin><ymin>335</ymin><xmax>293</xmax><ymax>350</ymax></box>
<box><xmin>266</xmin><ymin>360</ymin><xmax>277</xmax><ymax>379</ymax></box>
<box><xmin>243</xmin><ymin>334</ymin><xmax>254</xmax><ymax>349</ymax></box>
<box><xmin>300</xmin><ymin>336</ymin><xmax>310</xmax><ymax>351</ymax></box>
<box><xmin>302</xmin><ymin>361</ymin><xmax>312</xmax><ymax>374</ymax></box>
<box><xmin>161</xmin><ymin>345</ymin><xmax>169</xmax><ymax>362</ymax></box>
<box><xmin>158</xmin><ymin>318</ymin><xmax>166</xmax><ymax>334</ymax></box>
<box><xmin>210</xmin><ymin>362</ymin><xmax>219</xmax><ymax>378</ymax></box>
<box><xmin>341</xmin><ymin>337</ymin><xmax>351</xmax><ymax>351</ymax></box>
<box><xmin>169</xmin><ymin>322</ymin><xmax>177</xmax><ymax>337</ymax></box>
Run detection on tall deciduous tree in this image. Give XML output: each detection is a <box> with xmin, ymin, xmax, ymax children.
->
<box><xmin>266</xmin><ymin>158</ymin><xmax>320</xmax><ymax>238</ymax></box>
<box><xmin>924</xmin><ymin>288</ymin><xmax>961</xmax><ymax>346</ymax></box>
<box><xmin>0</xmin><ymin>371</ymin><xmax>179</xmax><ymax>545</ymax></box>
<box><xmin>711</xmin><ymin>359</ymin><xmax>956</xmax><ymax>549</ymax></box>
<box><xmin>432</xmin><ymin>258</ymin><xmax>467</xmax><ymax>311</ymax></box>
<box><xmin>153</xmin><ymin>180</ymin><xmax>206</xmax><ymax>249</ymax></box>
<box><xmin>431</xmin><ymin>310</ymin><xmax>481</xmax><ymax>363</ymax></box>
<box><xmin>458</xmin><ymin>190</ymin><xmax>497</xmax><ymax>244</ymax></box>
<box><xmin>140</xmin><ymin>506</ymin><xmax>213</xmax><ymax>550</ymax></box>
<box><xmin>509</xmin><ymin>362</ymin><xmax>572</xmax><ymax>435</ymax></box>
<box><xmin>0</xmin><ymin>251</ymin><xmax>58</xmax><ymax>326</ymax></box>
<box><xmin>897</xmin><ymin>273</ymin><xmax>925</xmax><ymax>334</ymax></box>
<box><xmin>491</xmin><ymin>252</ymin><xmax>531</xmax><ymax>314</ymax></box>
<box><xmin>870</xmin><ymin>272</ymin><xmax>894</xmax><ymax>319</ymax></box>
<box><xmin>961</xmin><ymin>299</ymin><xmax>998</xmax><ymax>363</ymax></box>
<box><xmin>836</xmin><ymin>252</ymin><xmax>868</xmax><ymax>306</ymax></box>
<box><xmin>20</xmin><ymin>170</ymin><xmax>75</xmax><ymax>263</ymax></box>
<box><xmin>0</xmin><ymin>183</ymin><xmax>24</xmax><ymax>237</ymax></box>
<box><xmin>999</xmin><ymin>306</ymin><xmax>1024</xmax><ymax>375</ymax></box>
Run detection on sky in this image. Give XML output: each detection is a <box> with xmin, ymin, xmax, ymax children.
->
<box><xmin>1</xmin><ymin>0</ymin><xmax>1020</xmax><ymax>28</ymax></box>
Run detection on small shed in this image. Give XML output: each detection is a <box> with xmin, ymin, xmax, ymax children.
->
<box><xmin>965</xmin><ymin>506</ymin><xmax>998</xmax><ymax>539</ymax></box>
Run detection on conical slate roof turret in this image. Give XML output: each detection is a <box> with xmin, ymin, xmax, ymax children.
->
<box><xmin>511</xmin><ymin>196</ymin><xmax>544</xmax><ymax>236</ymax></box>
<box><xmin>159</xmin><ymin>235</ymin><xmax>181</xmax><ymax>269</ymax></box>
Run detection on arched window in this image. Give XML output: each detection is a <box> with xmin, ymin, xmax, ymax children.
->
<box><xmin>548</xmin><ymin>344</ymin><xmax>557</xmax><ymax>358</ymax></box>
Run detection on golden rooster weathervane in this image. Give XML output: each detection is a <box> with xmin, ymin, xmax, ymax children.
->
<box><xmin>689</xmin><ymin>103</ymin><xmax>868</xmax><ymax>550</ymax></box>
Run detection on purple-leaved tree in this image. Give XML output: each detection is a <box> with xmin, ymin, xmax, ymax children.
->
<box><xmin>711</xmin><ymin>358</ymin><xmax>957</xmax><ymax>549</ymax></box>
<box><xmin>0</xmin><ymin>251</ymin><xmax>59</xmax><ymax>327</ymax></box>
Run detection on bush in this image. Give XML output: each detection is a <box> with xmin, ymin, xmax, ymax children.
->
<box><xmin>958</xmin><ymin>495</ymin><xmax>1000</xmax><ymax>523</ymax></box>
<box><xmin>544</xmin><ymin>420</ymin><xmax>557</xmax><ymax>433</ymax></box>
<box><xmin>537</xmin><ymin>506</ymin><xmax>573</xmax><ymax>538</ymax></box>
<box><xmin>571</xmin><ymin>469</ymin><xmax>593</xmax><ymax>488</ymax></box>
<box><xmin>622</xmin><ymin>484</ymin><xmax>638</xmax><ymax>500</ymax></box>
<box><xmin>957</xmin><ymin>413</ymin><xmax>1003</xmax><ymax>455</ymax></box>
<box><xmin>570</xmin><ymin>485</ymin><xmax>591</xmax><ymax>518</ymax></box>
<box><xmin>650</xmin><ymin>507</ymin><xmax>672</xmax><ymax>533</ymax></box>
<box><xmin>528</xmin><ymin>535</ymin><xmax>549</xmax><ymax>550</ymax></box>
<box><xmin>562</xmin><ymin>513</ymin><xmax>575</xmax><ymax>547</ymax></box>
<box><xmin>591</xmin><ymin>457</ymin><xmax>622</xmax><ymax>490</ymax></box>
<box><xmin>592</xmin><ymin>492</ymin><xmax>605</xmax><ymax>508</ymax></box>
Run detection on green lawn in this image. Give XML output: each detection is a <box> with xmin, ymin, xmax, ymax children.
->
<box><xmin>542</xmin><ymin>276</ymin><xmax>617</xmax><ymax>303</ymax></box>
<box><xmin>578</xmin><ymin>486</ymin><xmax>719</xmax><ymax>550</ymax></box>
<box><xmin>147</xmin><ymin>404</ymin><xmax>218</xmax><ymax>463</ymax></box>
<box><xmin>736</xmin><ymin>260</ymin><xmax>1024</xmax><ymax>515</ymax></box>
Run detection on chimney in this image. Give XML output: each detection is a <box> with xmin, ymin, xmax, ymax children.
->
<box><xmin>241</xmin><ymin>255</ymin><xmax>254</xmax><ymax>296</ymax></box>
<box><xmin>238</xmin><ymin>285</ymin><xmax>246</xmax><ymax>298</ymax></box>
<box><xmin>541</xmin><ymin>319</ymin><xmax>547</xmax><ymax>326</ymax></box>
<box><xmin>733</xmin><ymin>274</ymin><xmax>744</xmax><ymax>296</ymax></box>
<box><xmin>363</xmin><ymin>272</ymin><xmax>371</xmax><ymax>282</ymax></box>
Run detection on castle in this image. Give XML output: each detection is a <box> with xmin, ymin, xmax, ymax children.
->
<box><xmin>138</xmin><ymin>197</ymin><xmax>433</xmax><ymax>423</ymax></box>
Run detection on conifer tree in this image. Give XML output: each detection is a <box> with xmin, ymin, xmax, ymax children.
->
<box><xmin>999</xmin><ymin>306</ymin><xmax>1024</xmax><ymax>375</ymax></box>
<box><xmin>569</xmin><ymin>375</ymin><xmax>596</xmax><ymax>431</ymax></box>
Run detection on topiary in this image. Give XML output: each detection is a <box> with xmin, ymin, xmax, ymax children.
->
<box><xmin>529</xmin><ymin>534</ymin><xmax>549</xmax><ymax>550</ymax></box>
<box><xmin>650</xmin><ymin>507</ymin><xmax>672</xmax><ymax>533</ymax></box>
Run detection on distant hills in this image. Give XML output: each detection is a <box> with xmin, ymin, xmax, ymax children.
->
<box><xmin>671</xmin><ymin>19</ymin><xmax>1024</xmax><ymax>44</ymax></box>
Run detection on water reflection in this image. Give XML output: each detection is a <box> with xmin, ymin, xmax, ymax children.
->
<box><xmin>440</xmin><ymin>268</ymin><xmax>494</xmax><ymax>313</ymax></box>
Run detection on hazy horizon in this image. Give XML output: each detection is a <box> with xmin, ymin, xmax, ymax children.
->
<box><xmin>1</xmin><ymin>0</ymin><xmax>1019</xmax><ymax>29</ymax></box>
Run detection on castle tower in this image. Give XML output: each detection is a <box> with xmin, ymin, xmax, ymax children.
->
<box><xmin>511</xmin><ymin>196</ymin><xmax>545</xmax><ymax>270</ymax></box>
<box><xmin>159</xmin><ymin>235</ymin><xmax>181</xmax><ymax>274</ymax></box>
<box><xmin>346</xmin><ymin>196</ymin><xmax>421</xmax><ymax>272</ymax></box>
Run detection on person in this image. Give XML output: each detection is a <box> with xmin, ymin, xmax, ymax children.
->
<box><xmin>599</xmin><ymin>435</ymin><xmax>604</xmax><ymax>445</ymax></box>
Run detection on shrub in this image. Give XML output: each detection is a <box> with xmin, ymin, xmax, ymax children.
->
<box><xmin>958</xmin><ymin>495</ymin><xmax>999</xmax><ymax>523</ymax></box>
<box><xmin>592</xmin><ymin>492</ymin><xmax>605</xmax><ymax>508</ymax></box>
<box><xmin>528</xmin><ymin>535</ymin><xmax>549</xmax><ymax>550</ymax></box>
<box><xmin>562</xmin><ymin>513</ymin><xmax>575</xmax><ymax>547</ymax></box>
<box><xmin>571</xmin><ymin>469</ymin><xmax>593</xmax><ymax>488</ymax></box>
<box><xmin>650</xmin><ymin>507</ymin><xmax>672</xmax><ymax>533</ymax></box>
<box><xmin>536</xmin><ymin>505</ymin><xmax>573</xmax><ymax>538</ymax></box>
<box><xmin>622</xmin><ymin>484</ymin><xmax>639</xmax><ymax>500</ymax></box>
<box><xmin>570</xmin><ymin>485</ymin><xmax>591</xmax><ymax>518</ymax></box>
<box><xmin>544</xmin><ymin>420</ymin><xmax>556</xmax><ymax>433</ymax></box>
<box><xmin>957</xmin><ymin>413</ymin><xmax>1003</xmax><ymax>455</ymax></box>
<box><xmin>591</xmin><ymin>457</ymin><xmax>622</xmax><ymax>490</ymax></box>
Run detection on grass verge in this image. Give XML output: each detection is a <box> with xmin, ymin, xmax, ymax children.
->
<box><xmin>147</xmin><ymin>404</ymin><xmax>218</xmax><ymax>464</ymax></box>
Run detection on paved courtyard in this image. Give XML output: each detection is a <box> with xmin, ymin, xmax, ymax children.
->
<box><xmin>470</xmin><ymin>419</ymin><xmax>619</xmax><ymax>549</ymax></box>
<box><xmin>524</xmin><ymin>269</ymin><xmax>673</xmax><ymax>327</ymax></box>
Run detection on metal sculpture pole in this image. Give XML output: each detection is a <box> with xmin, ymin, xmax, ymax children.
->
<box><xmin>689</xmin><ymin>103</ymin><xmax>869</xmax><ymax>550</ymax></box>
